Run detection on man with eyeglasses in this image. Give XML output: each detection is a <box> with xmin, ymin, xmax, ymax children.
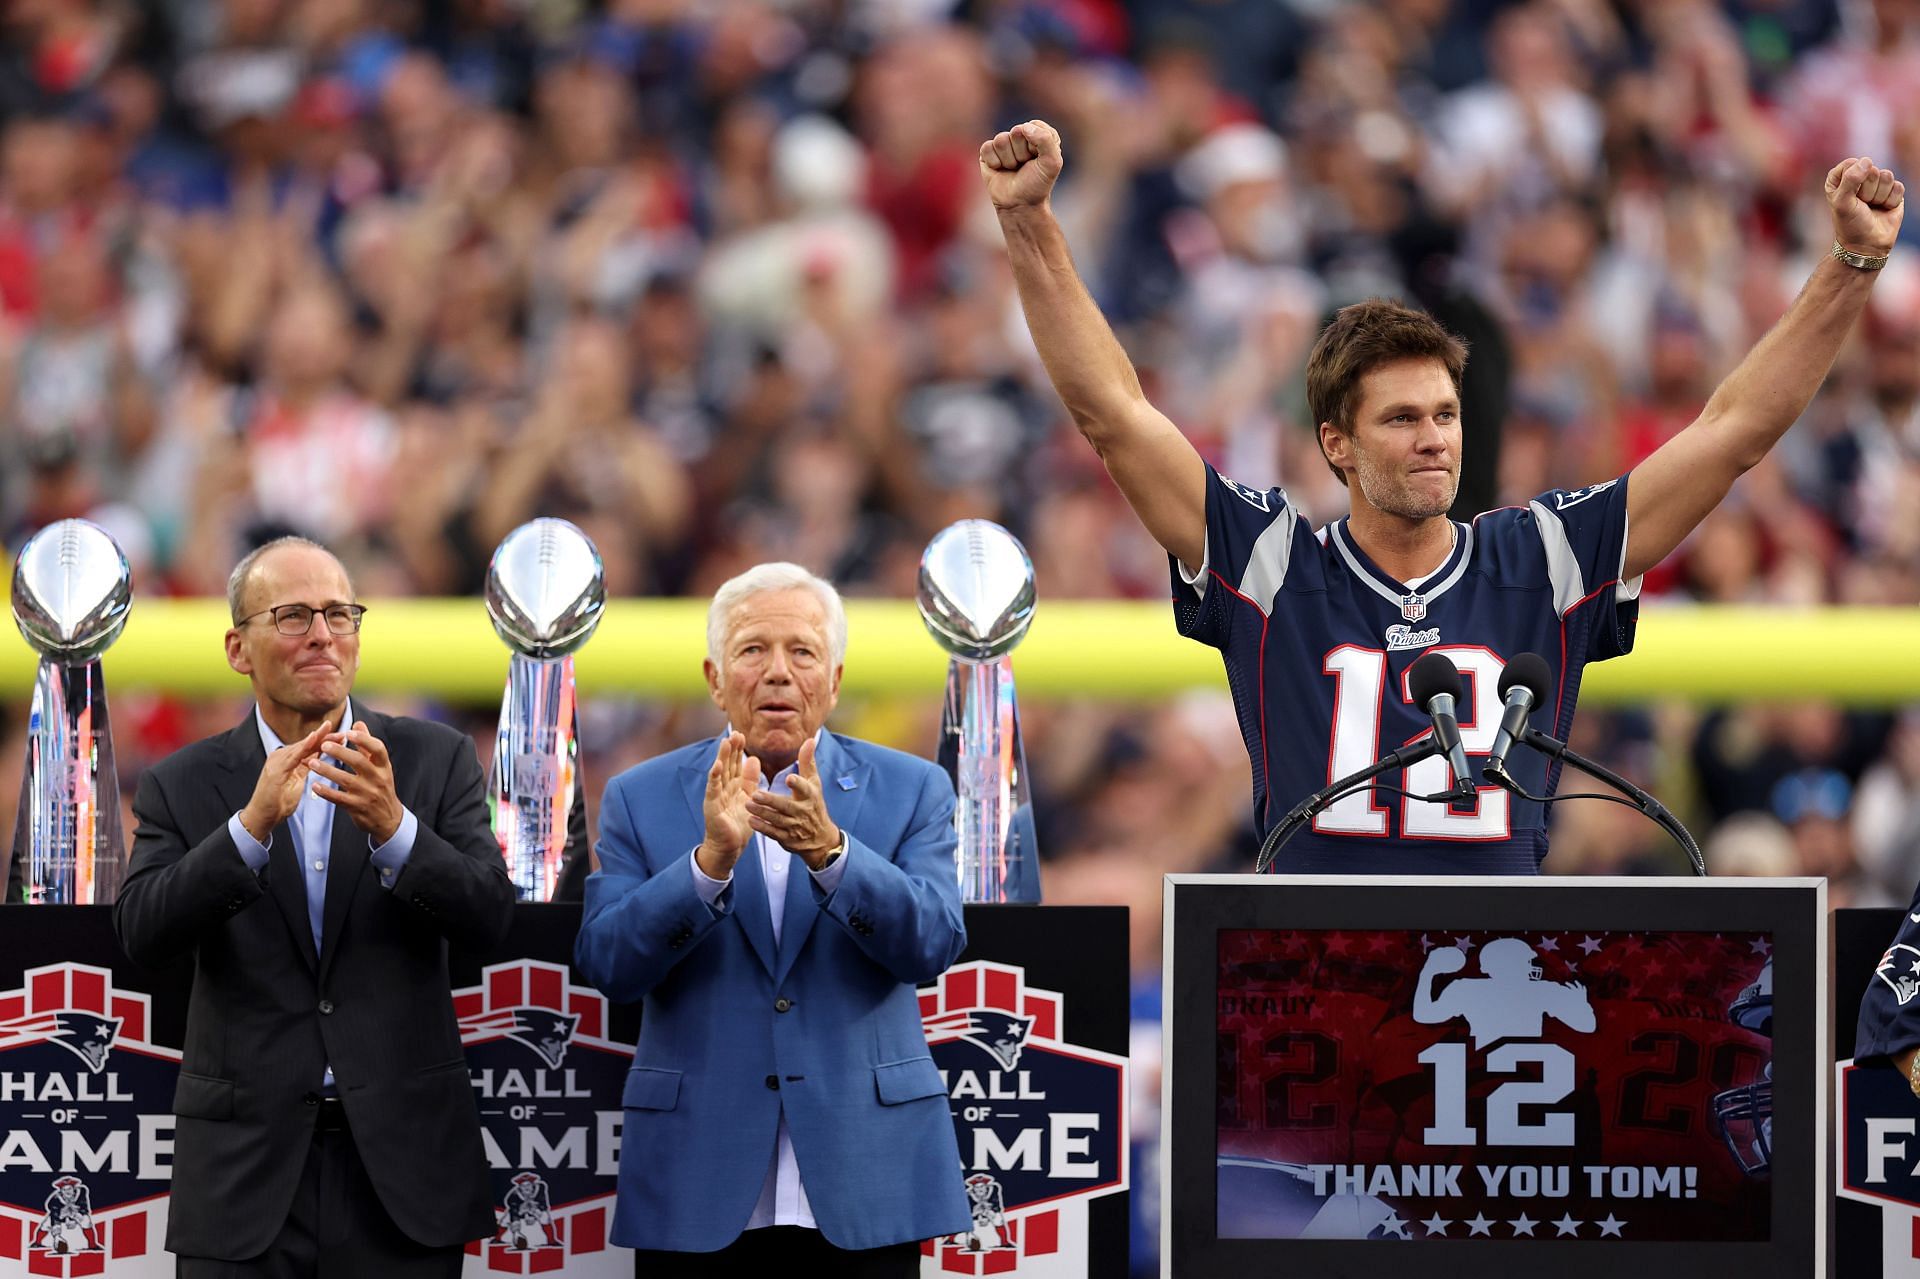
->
<box><xmin>114</xmin><ymin>535</ymin><xmax>515</xmax><ymax>1278</ymax></box>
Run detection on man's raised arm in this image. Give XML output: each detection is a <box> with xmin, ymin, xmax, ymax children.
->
<box><xmin>1624</xmin><ymin>157</ymin><xmax>1905</xmax><ymax>580</ymax></box>
<box><xmin>984</xmin><ymin>119</ymin><xmax>1207</xmax><ymax>570</ymax></box>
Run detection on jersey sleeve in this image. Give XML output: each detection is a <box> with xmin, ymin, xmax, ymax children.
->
<box><xmin>1856</xmin><ymin>905</ymin><xmax>1920</xmax><ymax>1064</ymax></box>
<box><xmin>1169</xmin><ymin>463</ymin><xmax>1298</xmax><ymax>649</ymax></box>
<box><xmin>1526</xmin><ymin>474</ymin><xmax>1642</xmax><ymax>664</ymax></box>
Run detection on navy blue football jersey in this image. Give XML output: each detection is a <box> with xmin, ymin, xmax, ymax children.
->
<box><xmin>1173</xmin><ymin>464</ymin><xmax>1642</xmax><ymax>874</ymax></box>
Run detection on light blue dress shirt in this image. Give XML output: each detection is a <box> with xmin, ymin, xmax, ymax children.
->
<box><xmin>226</xmin><ymin>700</ymin><xmax>418</xmax><ymax>1090</ymax></box>
<box><xmin>689</xmin><ymin>731</ymin><xmax>848</xmax><ymax>1230</ymax></box>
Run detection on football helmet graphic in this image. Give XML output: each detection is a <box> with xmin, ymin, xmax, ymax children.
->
<box><xmin>1710</xmin><ymin>959</ymin><xmax>1772</xmax><ymax>1177</ymax></box>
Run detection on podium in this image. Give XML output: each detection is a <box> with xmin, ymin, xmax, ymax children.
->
<box><xmin>1163</xmin><ymin>875</ymin><xmax>1824</xmax><ymax>1279</ymax></box>
<box><xmin>0</xmin><ymin>904</ymin><xmax>1128</xmax><ymax>1279</ymax></box>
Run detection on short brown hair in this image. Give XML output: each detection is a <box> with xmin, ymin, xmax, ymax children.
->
<box><xmin>1305</xmin><ymin>299</ymin><xmax>1468</xmax><ymax>485</ymax></box>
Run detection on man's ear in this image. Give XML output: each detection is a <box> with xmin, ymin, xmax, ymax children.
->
<box><xmin>1318</xmin><ymin>420</ymin><xmax>1351</xmax><ymax>472</ymax></box>
<box><xmin>225</xmin><ymin>629</ymin><xmax>251</xmax><ymax>676</ymax></box>
<box><xmin>703</xmin><ymin>658</ymin><xmax>724</xmax><ymax>709</ymax></box>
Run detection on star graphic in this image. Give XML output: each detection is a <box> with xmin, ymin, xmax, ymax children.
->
<box><xmin>1367</xmin><ymin>934</ymin><xmax>1395</xmax><ymax>953</ymax></box>
<box><xmin>1421</xmin><ymin>1214</ymin><xmax>1452</xmax><ymax>1238</ymax></box>
<box><xmin>1596</xmin><ymin>1214</ymin><xmax>1626</xmax><ymax>1238</ymax></box>
<box><xmin>1309</xmin><ymin>1003</ymin><xmax>1328</xmax><ymax>1021</ymax></box>
<box><xmin>552</xmin><ymin>1019</ymin><xmax>570</xmax><ymax>1036</ymax></box>
<box><xmin>1642</xmin><ymin>958</ymin><xmax>1665</xmax><ymax>977</ymax></box>
<box><xmin>1552</xmin><ymin>1214</ymin><xmax>1583</xmax><ymax>1237</ymax></box>
<box><xmin>1464</xmin><ymin>1213</ymin><xmax>1495</xmax><ymax>1237</ymax></box>
<box><xmin>1420</xmin><ymin>933</ymin><xmax>1437</xmax><ymax>953</ymax></box>
<box><xmin>1908</xmin><ymin>958</ymin><xmax>1920</xmax><ymax>977</ymax></box>
<box><xmin>1750</xmin><ymin>938</ymin><xmax>1772</xmax><ymax>956</ymax></box>
<box><xmin>1509</xmin><ymin>1213</ymin><xmax>1537</xmax><ymax>1237</ymax></box>
<box><xmin>1324</xmin><ymin>933</ymin><xmax>1352</xmax><ymax>955</ymax></box>
<box><xmin>1566</xmin><ymin>960</ymin><xmax>1579</xmax><ymax>974</ymax></box>
<box><xmin>1380</xmin><ymin>1214</ymin><xmax>1408</xmax><ymax>1239</ymax></box>
<box><xmin>1537</xmin><ymin>936</ymin><xmax>1559</xmax><ymax>952</ymax></box>
<box><xmin>1579</xmin><ymin>936</ymin><xmax>1604</xmax><ymax>955</ymax></box>
<box><xmin>1452</xmin><ymin>935</ymin><xmax>1476</xmax><ymax>952</ymax></box>
<box><xmin>91</xmin><ymin>1025</ymin><xmax>113</xmax><ymax>1042</ymax></box>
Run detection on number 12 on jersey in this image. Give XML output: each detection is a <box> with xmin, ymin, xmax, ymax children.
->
<box><xmin>1315</xmin><ymin>646</ymin><xmax>1511</xmax><ymax>840</ymax></box>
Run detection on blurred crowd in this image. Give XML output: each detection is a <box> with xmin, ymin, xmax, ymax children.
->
<box><xmin>4</xmin><ymin>0</ymin><xmax>1920</xmax><ymax>1267</ymax></box>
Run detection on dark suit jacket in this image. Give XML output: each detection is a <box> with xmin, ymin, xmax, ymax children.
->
<box><xmin>112</xmin><ymin>706</ymin><xmax>516</xmax><ymax>1260</ymax></box>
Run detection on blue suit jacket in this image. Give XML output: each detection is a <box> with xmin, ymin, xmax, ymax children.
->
<box><xmin>575</xmin><ymin>731</ymin><xmax>972</xmax><ymax>1252</ymax></box>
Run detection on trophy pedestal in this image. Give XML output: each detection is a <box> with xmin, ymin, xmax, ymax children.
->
<box><xmin>490</xmin><ymin>654</ymin><xmax>580</xmax><ymax>902</ymax></box>
<box><xmin>18</xmin><ymin>659</ymin><xmax>123</xmax><ymax>904</ymax></box>
<box><xmin>939</xmin><ymin>656</ymin><xmax>1039</xmax><ymax>903</ymax></box>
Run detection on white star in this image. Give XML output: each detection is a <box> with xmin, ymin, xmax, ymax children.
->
<box><xmin>1421</xmin><ymin>1214</ymin><xmax>1452</xmax><ymax>1238</ymax></box>
<box><xmin>1464</xmin><ymin>1213</ymin><xmax>1495</xmax><ymax>1237</ymax></box>
<box><xmin>1552</xmin><ymin>1214</ymin><xmax>1582</xmax><ymax>1237</ymax></box>
<box><xmin>1596</xmin><ymin>1214</ymin><xmax>1626</xmax><ymax>1238</ymax></box>
<box><xmin>1908</xmin><ymin>957</ymin><xmax>1920</xmax><ymax>977</ymax></box>
<box><xmin>1420</xmin><ymin>933</ymin><xmax>1437</xmax><ymax>952</ymax></box>
<box><xmin>1579</xmin><ymin>936</ymin><xmax>1604</xmax><ymax>955</ymax></box>
<box><xmin>1380</xmin><ymin>1214</ymin><xmax>1409</xmax><ymax>1239</ymax></box>
<box><xmin>1509</xmin><ymin>1213</ymin><xmax>1537</xmax><ymax>1236</ymax></box>
<box><xmin>1750</xmin><ymin>938</ymin><xmax>1772</xmax><ymax>956</ymax></box>
<box><xmin>1537</xmin><ymin>936</ymin><xmax>1559</xmax><ymax>952</ymax></box>
<box><xmin>1452</xmin><ymin>935</ymin><xmax>1476</xmax><ymax>952</ymax></box>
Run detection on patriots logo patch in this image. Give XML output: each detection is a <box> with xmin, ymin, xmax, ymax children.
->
<box><xmin>924</xmin><ymin>1009</ymin><xmax>1035</xmax><ymax>1071</ymax></box>
<box><xmin>1877</xmin><ymin>944</ymin><xmax>1920</xmax><ymax>1007</ymax></box>
<box><xmin>1219</xmin><ymin>476</ymin><xmax>1272</xmax><ymax>513</ymax></box>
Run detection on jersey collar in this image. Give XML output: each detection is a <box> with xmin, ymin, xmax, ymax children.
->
<box><xmin>1328</xmin><ymin>518</ymin><xmax>1474</xmax><ymax>612</ymax></box>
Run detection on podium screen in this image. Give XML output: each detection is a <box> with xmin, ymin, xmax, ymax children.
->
<box><xmin>1163</xmin><ymin>876</ymin><xmax>1823</xmax><ymax>1279</ymax></box>
<box><xmin>1216</xmin><ymin>927</ymin><xmax>1772</xmax><ymax>1242</ymax></box>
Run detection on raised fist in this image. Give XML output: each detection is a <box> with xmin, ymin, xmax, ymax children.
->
<box><xmin>980</xmin><ymin>120</ymin><xmax>1064</xmax><ymax>211</ymax></box>
<box><xmin>1825</xmin><ymin>156</ymin><xmax>1906</xmax><ymax>257</ymax></box>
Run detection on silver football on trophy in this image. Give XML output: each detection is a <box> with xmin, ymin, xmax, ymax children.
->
<box><xmin>916</xmin><ymin>520</ymin><xmax>1036</xmax><ymax>663</ymax></box>
<box><xmin>11</xmin><ymin>518</ymin><xmax>133</xmax><ymax>663</ymax></box>
<box><xmin>484</xmin><ymin>518</ymin><xmax>606</xmax><ymax>660</ymax></box>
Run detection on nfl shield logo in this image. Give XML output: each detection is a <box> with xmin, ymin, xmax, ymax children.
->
<box><xmin>1401</xmin><ymin>593</ymin><xmax>1427</xmax><ymax>622</ymax></box>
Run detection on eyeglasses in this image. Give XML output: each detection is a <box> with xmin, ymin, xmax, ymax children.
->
<box><xmin>236</xmin><ymin>603</ymin><xmax>368</xmax><ymax>636</ymax></box>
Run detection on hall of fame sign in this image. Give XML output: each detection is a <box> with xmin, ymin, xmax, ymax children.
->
<box><xmin>455</xmin><ymin>959</ymin><xmax>633</xmax><ymax>1277</ymax></box>
<box><xmin>0</xmin><ymin>963</ymin><xmax>179</xmax><ymax>1278</ymax></box>
<box><xmin>919</xmin><ymin>961</ymin><xmax>1128</xmax><ymax>1277</ymax></box>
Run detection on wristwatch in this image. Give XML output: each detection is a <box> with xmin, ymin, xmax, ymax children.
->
<box><xmin>815</xmin><ymin>831</ymin><xmax>849</xmax><ymax>872</ymax></box>
<box><xmin>1833</xmin><ymin>240</ymin><xmax>1891</xmax><ymax>271</ymax></box>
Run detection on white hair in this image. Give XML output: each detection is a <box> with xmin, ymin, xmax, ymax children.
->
<box><xmin>706</xmin><ymin>562</ymin><xmax>847</xmax><ymax>670</ymax></box>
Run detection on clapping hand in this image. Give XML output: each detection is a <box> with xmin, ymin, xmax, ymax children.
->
<box><xmin>238</xmin><ymin>719</ymin><xmax>332</xmax><ymax>844</ymax></box>
<box><xmin>310</xmin><ymin>721</ymin><xmax>405</xmax><ymax>845</ymax></box>
<box><xmin>697</xmin><ymin>731</ymin><xmax>761</xmax><ymax>880</ymax></box>
<box><xmin>746</xmin><ymin>737</ymin><xmax>843</xmax><ymax>871</ymax></box>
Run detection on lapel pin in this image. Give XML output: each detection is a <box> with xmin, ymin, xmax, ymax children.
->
<box><xmin>837</xmin><ymin>775</ymin><xmax>857</xmax><ymax>791</ymax></box>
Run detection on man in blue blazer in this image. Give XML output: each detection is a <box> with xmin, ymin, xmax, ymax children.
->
<box><xmin>575</xmin><ymin>562</ymin><xmax>971</xmax><ymax>1276</ymax></box>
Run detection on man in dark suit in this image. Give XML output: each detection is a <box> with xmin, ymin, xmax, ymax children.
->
<box><xmin>575</xmin><ymin>562</ymin><xmax>971</xmax><ymax>1276</ymax></box>
<box><xmin>113</xmin><ymin>535</ymin><xmax>515</xmax><ymax>1278</ymax></box>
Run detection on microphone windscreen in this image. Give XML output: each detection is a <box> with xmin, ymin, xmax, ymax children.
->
<box><xmin>1407</xmin><ymin>651</ymin><xmax>1465</xmax><ymax>711</ymax></box>
<box><xmin>1497</xmin><ymin>652</ymin><xmax>1553</xmax><ymax>705</ymax></box>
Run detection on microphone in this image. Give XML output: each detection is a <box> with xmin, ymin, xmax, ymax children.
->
<box><xmin>1484</xmin><ymin>653</ymin><xmax>1552</xmax><ymax>788</ymax></box>
<box><xmin>1408</xmin><ymin>651</ymin><xmax>1473</xmax><ymax>798</ymax></box>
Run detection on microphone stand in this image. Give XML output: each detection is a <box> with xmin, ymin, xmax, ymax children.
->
<box><xmin>1255</xmin><ymin>738</ymin><xmax>1454</xmax><ymax>874</ymax></box>
<box><xmin>1503</xmin><ymin>728</ymin><xmax>1706</xmax><ymax>877</ymax></box>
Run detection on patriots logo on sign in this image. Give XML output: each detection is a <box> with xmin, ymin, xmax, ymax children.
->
<box><xmin>0</xmin><ymin>1009</ymin><xmax>121</xmax><ymax>1074</ymax></box>
<box><xmin>0</xmin><ymin>963</ymin><xmax>181</xmax><ymax>1278</ymax></box>
<box><xmin>919</xmin><ymin>962</ymin><xmax>1128</xmax><ymax>1278</ymax></box>
<box><xmin>1875</xmin><ymin>944</ymin><xmax>1920</xmax><ymax>1007</ymax></box>
<box><xmin>507</xmin><ymin>1010</ymin><xmax>579</xmax><ymax>1071</ymax></box>
<box><xmin>455</xmin><ymin>960</ymin><xmax>634</xmax><ymax>1277</ymax></box>
<box><xmin>924</xmin><ymin>1010</ymin><xmax>1033</xmax><ymax>1072</ymax></box>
